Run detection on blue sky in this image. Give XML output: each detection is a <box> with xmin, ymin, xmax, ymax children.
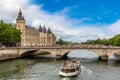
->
<box><xmin>31</xmin><ymin>0</ymin><xmax>120</xmax><ymax>25</ymax></box>
<box><xmin>0</xmin><ymin>0</ymin><xmax>120</xmax><ymax>42</ymax></box>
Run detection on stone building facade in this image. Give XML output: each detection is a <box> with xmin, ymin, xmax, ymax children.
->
<box><xmin>16</xmin><ymin>9</ymin><xmax>56</xmax><ymax>47</ymax></box>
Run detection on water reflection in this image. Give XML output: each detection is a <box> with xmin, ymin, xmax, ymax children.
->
<box><xmin>34</xmin><ymin>53</ymin><xmax>56</xmax><ymax>59</ymax></box>
<box><xmin>0</xmin><ymin>58</ymin><xmax>41</xmax><ymax>80</ymax></box>
<box><xmin>108</xmin><ymin>60</ymin><xmax>120</xmax><ymax>66</ymax></box>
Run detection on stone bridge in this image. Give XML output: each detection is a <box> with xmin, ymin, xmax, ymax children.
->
<box><xmin>1</xmin><ymin>47</ymin><xmax>120</xmax><ymax>60</ymax></box>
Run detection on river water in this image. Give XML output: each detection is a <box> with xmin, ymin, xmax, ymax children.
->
<box><xmin>0</xmin><ymin>50</ymin><xmax>120</xmax><ymax>80</ymax></box>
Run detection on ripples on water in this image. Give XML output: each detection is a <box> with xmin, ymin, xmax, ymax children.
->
<box><xmin>0</xmin><ymin>50</ymin><xmax>120</xmax><ymax>80</ymax></box>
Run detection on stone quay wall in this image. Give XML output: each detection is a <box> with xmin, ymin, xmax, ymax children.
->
<box><xmin>0</xmin><ymin>48</ymin><xmax>19</xmax><ymax>60</ymax></box>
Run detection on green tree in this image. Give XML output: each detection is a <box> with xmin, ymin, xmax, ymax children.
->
<box><xmin>82</xmin><ymin>34</ymin><xmax>120</xmax><ymax>46</ymax></box>
<box><xmin>57</xmin><ymin>39</ymin><xmax>65</xmax><ymax>45</ymax></box>
<box><xmin>0</xmin><ymin>21</ymin><xmax>21</xmax><ymax>46</ymax></box>
<box><xmin>111</xmin><ymin>34</ymin><xmax>120</xmax><ymax>46</ymax></box>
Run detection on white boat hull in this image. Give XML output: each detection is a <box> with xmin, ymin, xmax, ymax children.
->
<box><xmin>59</xmin><ymin>70</ymin><xmax>80</xmax><ymax>77</ymax></box>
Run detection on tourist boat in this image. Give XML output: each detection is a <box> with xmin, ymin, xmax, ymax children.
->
<box><xmin>59</xmin><ymin>59</ymin><xmax>81</xmax><ymax>77</ymax></box>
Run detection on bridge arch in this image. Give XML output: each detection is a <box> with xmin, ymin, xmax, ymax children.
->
<box><xmin>33</xmin><ymin>50</ymin><xmax>56</xmax><ymax>58</ymax></box>
<box><xmin>62</xmin><ymin>49</ymin><xmax>99</xmax><ymax>59</ymax></box>
<box><xmin>20</xmin><ymin>50</ymin><xmax>38</xmax><ymax>57</ymax></box>
<box><xmin>109</xmin><ymin>53</ymin><xmax>120</xmax><ymax>60</ymax></box>
<box><xmin>19</xmin><ymin>49</ymin><xmax>56</xmax><ymax>58</ymax></box>
<box><xmin>36</xmin><ymin>49</ymin><xmax>57</xmax><ymax>56</ymax></box>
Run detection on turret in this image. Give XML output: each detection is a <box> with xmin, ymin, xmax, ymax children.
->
<box><xmin>38</xmin><ymin>24</ymin><xmax>42</xmax><ymax>32</ymax></box>
<box><xmin>16</xmin><ymin>8</ymin><xmax>25</xmax><ymax>21</ymax></box>
<box><xmin>48</xmin><ymin>27</ymin><xmax>51</xmax><ymax>33</ymax></box>
<box><xmin>42</xmin><ymin>25</ymin><xmax>46</xmax><ymax>33</ymax></box>
<box><xmin>16</xmin><ymin>8</ymin><xmax>25</xmax><ymax>29</ymax></box>
<box><xmin>16</xmin><ymin>8</ymin><xmax>26</xmax><ymax>47</ymax></box>
<box><xmin>16</xmin><ymin>8</ymin><xmax>25</xmax><ymax>28</ymax></box>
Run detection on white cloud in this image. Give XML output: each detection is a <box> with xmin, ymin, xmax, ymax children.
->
<box><xmin>0</xmin><ymin>0</ymin><xmax>29</xmax><ymax>22</ymax></box>
<box><xmin>108</xmin><ymin>20</ymin><xmax>120</xmax><ymax>34</ymax></box>
<box><xmin>0</xmin><ymin>0</ymin><xmax>120</xmax><ymax>42</ymax></box>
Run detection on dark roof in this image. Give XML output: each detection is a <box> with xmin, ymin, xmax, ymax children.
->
<box><xmin>16</xmin><ymin>8</ymin><xmax>25</xmax><ymax>21</ymax></box>
<box><xmin>48</xmin><ymin>27</ymin><xmax>51</xmax><ymax>33</ymax></box>
<box><xmin>42</xmin><ymin>26</ymin><xmax>46</xmax><ymax>33</ymax></box>
<box><xmin>38</xmin><ymin>24</ymin><xmax>42</xmax><ymax>32</ymax></box>
<box><xmin>25</xmin><ymin>25</ymin><xmax>38</xmax><ymax>31</ymax></box>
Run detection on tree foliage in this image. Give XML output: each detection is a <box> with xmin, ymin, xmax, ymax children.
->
<box><xmin>82</xmin><ymin>34</ymin><xmax>120</xmax><ymax>46</ymax></box>
<box><xmin>57</xmin><ymin>39</ymin><xmax>69</xmax><ymax>45</ymax></box>
<box><xmin>0</xmin><ymin>20</ymin><xmax>21</xmax><ymax>46</ymax></box>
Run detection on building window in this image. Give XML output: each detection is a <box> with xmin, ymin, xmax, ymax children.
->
<box><xmin>18</xmin><ymin>24</ymin><xmax>20</xmax><ymax>28</ymax></box>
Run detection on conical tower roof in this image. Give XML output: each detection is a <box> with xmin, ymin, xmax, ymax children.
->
<box><xmin>38</xmin><ymin>24</ymin><xmax>42</xmax><ymax>32</ymax></box>
<box><xmin>42</xmin><ymin>25</ymin><xmax>46</xmax><ymax>33</ymax></box>
<box><xmin>48</xmin><ymin>27</ymin><xmax>51</xmax><ymax>33</ymax></box>
<box><xmin>16</xmin><ymin>8</ymin><xmax>25</xmax><ymax>20</ymax></box>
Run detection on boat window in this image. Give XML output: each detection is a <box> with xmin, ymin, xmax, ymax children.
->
<box><xmin>71</xmin><ymin>69</ymin><xmax>74</xmax><ymax>72</ymax></box>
